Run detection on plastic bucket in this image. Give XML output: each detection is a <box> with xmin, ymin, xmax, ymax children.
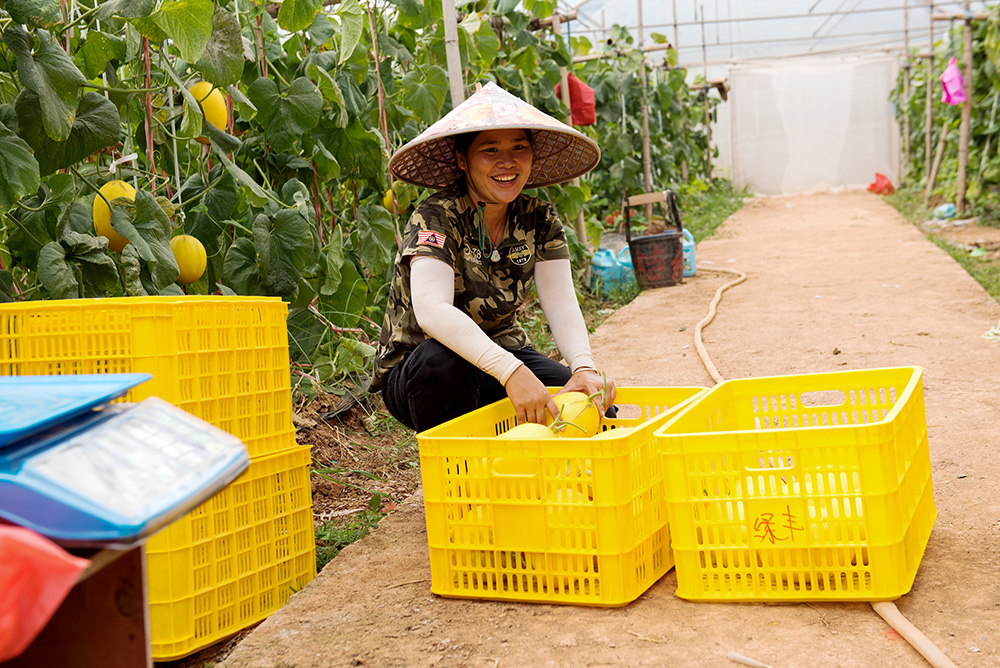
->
<box><xmin>624</xmin><ymin>189</ymin><xmax>686</xmax><ymax>289</ymax></box>
<box><xmin>629</xmin><ymin>232</ymin><xmax>684</xmax><ymax>288</ymax></box>
<box><xmin>590</xmin><ymin>247</ymin><xmax>621</xmax><ymax>296</ymax></box>
<box><xmin>618</xmin><ymin>247</ymin><xmax>635</xmax><ymax>285</ymax></box>
<box><xmin>682</xmin><ymin>228</ymin><xmax>696</xmax><ymax>277</ymax></box>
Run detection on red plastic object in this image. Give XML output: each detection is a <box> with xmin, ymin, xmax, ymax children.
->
<box><xmin>0</xmin><ymin>526</ymin><xmax>89</xmax><ymax>662</ymax></box>
<box><xmin>867</xmin><ymin>173</ymin><xmax>895</xmax><ymax>195</ymax></box>
<box><xmin>941</xmin><ymin>57</ymin><xmax>966</xmax><ymax>105</ymax></box>
<box><xmin>554</xmin><ymin>73</ymin><xmax>596</xmax><ymax>126</ymax></box>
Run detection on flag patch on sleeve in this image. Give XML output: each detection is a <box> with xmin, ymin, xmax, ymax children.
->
<box><xmin>417</xmin><ymin>230</ymin><xmax>446</xmax><ymax>248</ymax></box>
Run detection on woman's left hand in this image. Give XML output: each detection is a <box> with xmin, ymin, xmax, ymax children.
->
<box><xmin>555</xmin><ymin>368</ymin><xmax>616</xmax><ymax>411</ymax></box>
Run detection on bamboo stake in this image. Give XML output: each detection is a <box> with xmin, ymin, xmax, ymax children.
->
<box><xmin>925</xmin><ymin>121</ymin><xmax>949</xmax><ymax>201</ymax></box>
<box><xmin>902</xmin><ymin>0</ymin><xmax>910</xmax><ymax>185</ymax></box>
<box><xmin>672</xmin><ymin>0</ymin><xmax>679</xmax><ymax>52</ymax></box>
<box><xmin>925</xmin><ymin>3</ymin><xmax>934</xmax><ymax>184</ymax></box>
<box><xmin>551</xmin><ymin>13</ymin><xmax>588</xmax><ymax>245</ymax></box>
<box><xmin>638</xmin><ymin>0</ymin><xmax>654</xmax><ymax>221</ymax></box>
<box><xmin>956</xmin><ymin>0</ymin><xmax>972</xmax><ymax>216</ymax></box>
<box><xmin>442</xmin><ymin>0</ymin><xmax>464</xmax><ymax>107</ymax></box>
<box><xmin>701</xmin><ymin>5</ymin><xmax>711</xmax><ymax>181</ymax></box>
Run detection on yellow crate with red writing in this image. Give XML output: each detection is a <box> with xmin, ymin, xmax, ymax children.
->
<box><xmin>654</xmin><ymin>366</ymin><xmax>936</xmax><ymax>602</ymax></box>
<box><xmin>418</xmin><ymin>386</ymin><xmax>705</xmax><ymax>607</ymax></box>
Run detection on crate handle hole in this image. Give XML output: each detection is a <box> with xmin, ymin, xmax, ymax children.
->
<box><xmin>799</xmin><ymin>390</ymin><xmax>847</xmax><ymax>408</ymax></box>
<box><xmin>610</xmin><ymin>403</ymin><xmax>643</xmax><ymax>419</ymax></box>
<box><xmin>491</xmin><ymin>458</ymin><xmax>539</xmax><ymax>478</ymax></box>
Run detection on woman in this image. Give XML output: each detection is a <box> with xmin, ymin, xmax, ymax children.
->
<box><xmin>369</xmin><ymin>82</ymin><xmax>616</xmax><ymax>432</ymax></box>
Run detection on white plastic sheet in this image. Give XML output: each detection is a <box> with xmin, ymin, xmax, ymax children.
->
<box><xmin>729</xmin><ymin>55</ymin><xmax>900</xmax><ymax>195</ymax></box>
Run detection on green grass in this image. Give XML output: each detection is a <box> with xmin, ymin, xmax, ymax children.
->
<box><xmin>677</xmin><ymin>178</ymin><xmax>752</xmax><ymax>242</ymax></box>
<box><xmin>314</xmin><ymin>494</ymin><xmax>390</xmax><ymax>572</ymax></box>
<box><xmin>884</xmin><ymin>185</ymin><xmax>1000</xmax><ymax>302</ymax></box>
<box><xmin>927</xmin><ymin>235</ymin><xmax>1000</xmax><ymax>299</ymax></box>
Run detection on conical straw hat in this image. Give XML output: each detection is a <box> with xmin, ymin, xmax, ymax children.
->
<box><xmin>389</xmin><ymin>82</ymin><xmax>601</xmax><ymax>189</ymax></box>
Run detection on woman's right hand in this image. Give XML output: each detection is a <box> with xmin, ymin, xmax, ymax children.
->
<box><xmin>505</xmin><ymin>365</ymin><xmax>559</xmax><ymax>425</ymax></box>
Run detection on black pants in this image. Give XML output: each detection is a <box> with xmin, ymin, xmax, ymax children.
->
<box><xmin>381</xmin><ymin>340</ymin><xmax>573</xmax><ymax>432</ymax></box>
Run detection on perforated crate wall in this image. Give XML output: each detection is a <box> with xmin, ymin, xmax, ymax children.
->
<box><xmin>417</xmin><ymin>386</ymin><xmax>704</xmax><ymax>606</ymax></box>
<box><xmin>655</xmin><ymin>366</ymin><xmax>936</xmax><ymax>602</ymax></box>
<box><xmin>0</xmin><ymin>297</ymin><xmax>296</xmax><ymax>458</ymax></box>
<box><xmin>146</xmin><ymin>445</ymin><xmax>316</xmax><ymax>660</ymax></box>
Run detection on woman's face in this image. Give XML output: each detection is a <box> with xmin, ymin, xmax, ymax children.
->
<box><xmin>455</xmin><ymin>129</ymin><xmax>533</xmax><ymax>206</ymax></box>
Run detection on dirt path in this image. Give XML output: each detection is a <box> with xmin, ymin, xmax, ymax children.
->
<box><xmin>219</xmin><ymin>192</ymin><xmax>1000</xmax><ymax>668</ymax></box>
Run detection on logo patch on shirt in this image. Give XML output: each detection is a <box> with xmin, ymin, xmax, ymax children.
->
<box><xmin>417</xmin><ymin>230</ymin><xmax>446</xmax><ymax>248</ymax></box>
<box><xmin>507</xmin><ymin>243</ymin><xmax>531</xmax><ymax>265</ymax></box>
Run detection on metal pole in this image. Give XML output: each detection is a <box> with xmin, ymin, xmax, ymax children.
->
<box><xmin>957</xmin><ymin>0</ymin><xmax>972</xmax><ymax>216</ymax></box>
<box><xmin>902</xmin><ymin>0</ymin><xmax>911</xmax><ymax>185</ymax></box>
<box><xmin>925</xmin><ymin>2</ymin><xmax>934</xmax><ymax>184</ymax></box>
<box><xmin>638</xmin><ymin>0</ymin><xmax>654</xmax><ymax>220</ymax></box>
<box><xmin>672</xmin><ymin>0</ymin><xmax>679</xmax><ymax>50</ymax></box>
<box><xmin>442</xmin><ymin>0</ymin><xmax>464</xmax><ymax>107</ymax></box>
<box><xmin>702</xmin><ymin>5</ymin><xmax>712</xmax><ymax>181</ymax></box>
<box><xmin>552</xmin><ymin>13</ymin><xmax>589</xmax><ymax>244</ymax></box>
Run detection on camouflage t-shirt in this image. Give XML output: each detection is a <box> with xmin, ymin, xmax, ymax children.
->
<box><xmin>368</xmin><ymin>183</ymin><xmax>570</xmax><ymax>391</ymax></box>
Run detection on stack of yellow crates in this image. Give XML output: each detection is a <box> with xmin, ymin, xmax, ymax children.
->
<box><xmin>0</xmin><ymin>296</ymin><xmax>316</xmax><ymax>660</ymax></box>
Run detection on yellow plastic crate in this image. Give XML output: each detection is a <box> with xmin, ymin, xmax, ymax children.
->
<box><xmin>147</xmin><ymin>444</ymin><xmax>317</xmax><ymax>660</ymax></box>
<box><xmin>0</xmin><ymin>296</ymin><xmax>296</xmax><ymax>458</ymax></box>
<box><xmin>654</xmin><ymin>366</ymin><xmax>936</xmax><ymax>602</ymax></box>
<box><xmin>417</xmin><ymin>386</ymin><xmax>705</xmax><ymax>607</ymax></box>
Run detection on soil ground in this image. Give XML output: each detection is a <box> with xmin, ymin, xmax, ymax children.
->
<box><xmin>210</xmin><ymin>191</ymin><xmax>1000</xmax><ymax>668</ymax></box>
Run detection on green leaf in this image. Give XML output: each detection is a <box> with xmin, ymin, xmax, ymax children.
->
<box><xmin>307</xmin><ymin>13</ymin><xmax>335</xmax><ymax>46</ymax></box>
<box><xmin>325</xmin><ymin>119</ymin><xmax>385</xmax><ymax>180</ymax></box>
<box><xmin>131</xmin><ymin>190</ymin><xmax>180</xmax><ymax>288</ymax></box>
<box><xmin>223</xmin><ymin>236</ymin><xmax>261</xmax><ymax>294</ymax></box>
<box><xmin>15</xmin><ymin>91</ymin><xmax>120</xmax><ymax>176</ymax></box>
<box><xmin>400</xmin><ymin>66</ymin><xmax>448</xmax><ymax>124</ymax></box>
<box><xmin>162</xmin><ymin>64</ymin><xmax>203</xmax><ymax>139</ymax></box>
<box><xmin>152</xmin><ymin>0</ymin><xmax>214</xmax><ymax>63</ymax></box>
<box><xmin>4</xmin><ymin>26</ymin><xmax>87</xmax><ymax>142</ymax></box>
<box><xmin>277</xmin><ymin>0</ymin><xmax>323</xmax><ymax>32</ymax></box>
<box><xmin>335</xmin><ymin>0</ymin><xmax>365</xmax><ymax>65</ymax></box>
<box><xmin>95</xmin><ymin>0</ymin><xmax>156</xmax><ymax>20</ymax></box>
<box><xmin>62</xmin><ymin>231</ymin><xmax>120</xmax><ymax>296</ymax></box>
<box><xmin>201</xmin><ymin>119</ymin><xmax>241</xmax><ymax>153</ymax></box>
<box><xmin>386</xmin><ymin>0</ymin><xmax>422</xmax><ymax>17</ymax></box>
<box><xmin>320</xmin><ymin>259</ymin><xmax>367</xmax><ymax>329</ymax></box>
<box><xmin>246</xmin><ymin>76</ymin><xmax>323</xmax><ymax>152</ymax></box>
<box><xmin>78</xmin><ymin>32</ymin><xmax>127</xmax><ymax>80</ymax></box>
<box><xmin>0</xmin><ymin>121</ymin><xmax>40</xmax><ymax>214</ymax></box>
<box><xmin>121</xmin><ymin>244</ymin><xmax>148</xmax><ymax>296</ymax></box>
<box><xmin>509</xmin><ymin>45</ymin><xmax>539</xmax><ymax>79</ymax></box>
<box><xmin>0</xmin><ymin>270</ymin><xmax>16</xmax><ymax>303</ymax></box>
<box><xmin>6</xmin><ymin>0</ymin><xmax>63</xmax><ymax>29</ymax></box>
<box><xmin>651</xmin><ymin>32</ymin><xmax>668</xmax><ymax>45</ymax></box>
<box><xmin>193</xmin><ymin>7</ymin><xmax>245</xmax><ymax>87</ymax></box>
<box><xmin>495</xmin><ymin>0</ymin><xmax>520</xmax><ymax>15</ymax></box>
<box><xmin>0</xmin><ymin>104</ymin><xmax>17</xmax><ymax>133</ymax></box>
<box><xmin>354</xmin><ymin>204</ymin><xmax>395</xmax><ymax>278</ymax></box>
<box><xmin>209</xmin><ymin>145</ymin><xmax>270</xmax><ymax>208</ymax></box>
<box><xmin>179</xmin><ymin>165</ymin><xmax>239</xmax><ymax>222</ymax></box>
<box><xmin>307</xmin><ymin>64</ymin><xmax>349</xmax><ymax>126</ymax></box>
<box><xmin>320</xmin><ymin>234</ymin><xmax>345</xmax><ymax>295</ymax></box>
<box><xmin>37</xmin><ymin>242</ymin><xmax>79</xmax><ymax>299</ymax></box>
<box><xmin>130</xmin><ymin>19</ymin><xmax>168</xmax><ymax>53</ymax></box>
<box><xmin>254</xmin><ymin>210</ymin><xmax>313</xmax><ymax>297</ymax></box>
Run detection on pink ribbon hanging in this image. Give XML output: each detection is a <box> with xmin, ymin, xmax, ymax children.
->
<box><xmin>940</xmin><ymin>57</ymin><xmax>966</xmax><ymax>105</ymax></box>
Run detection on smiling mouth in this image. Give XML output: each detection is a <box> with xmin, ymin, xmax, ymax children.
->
<box><xmin>492</xmin><ymin>175</ymin><xmax>517</xmax><ymax>183</ymax></box>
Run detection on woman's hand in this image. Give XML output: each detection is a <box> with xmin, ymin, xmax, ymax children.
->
<box><xmin>505</xmin><ymin>365</ymin><xmax>560</xmax><ymax>424</ymax></box>
<box><xmin>555</xmin><ymin>368</ymin><xmax>617</xmax><ymax>411</ymax></box>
